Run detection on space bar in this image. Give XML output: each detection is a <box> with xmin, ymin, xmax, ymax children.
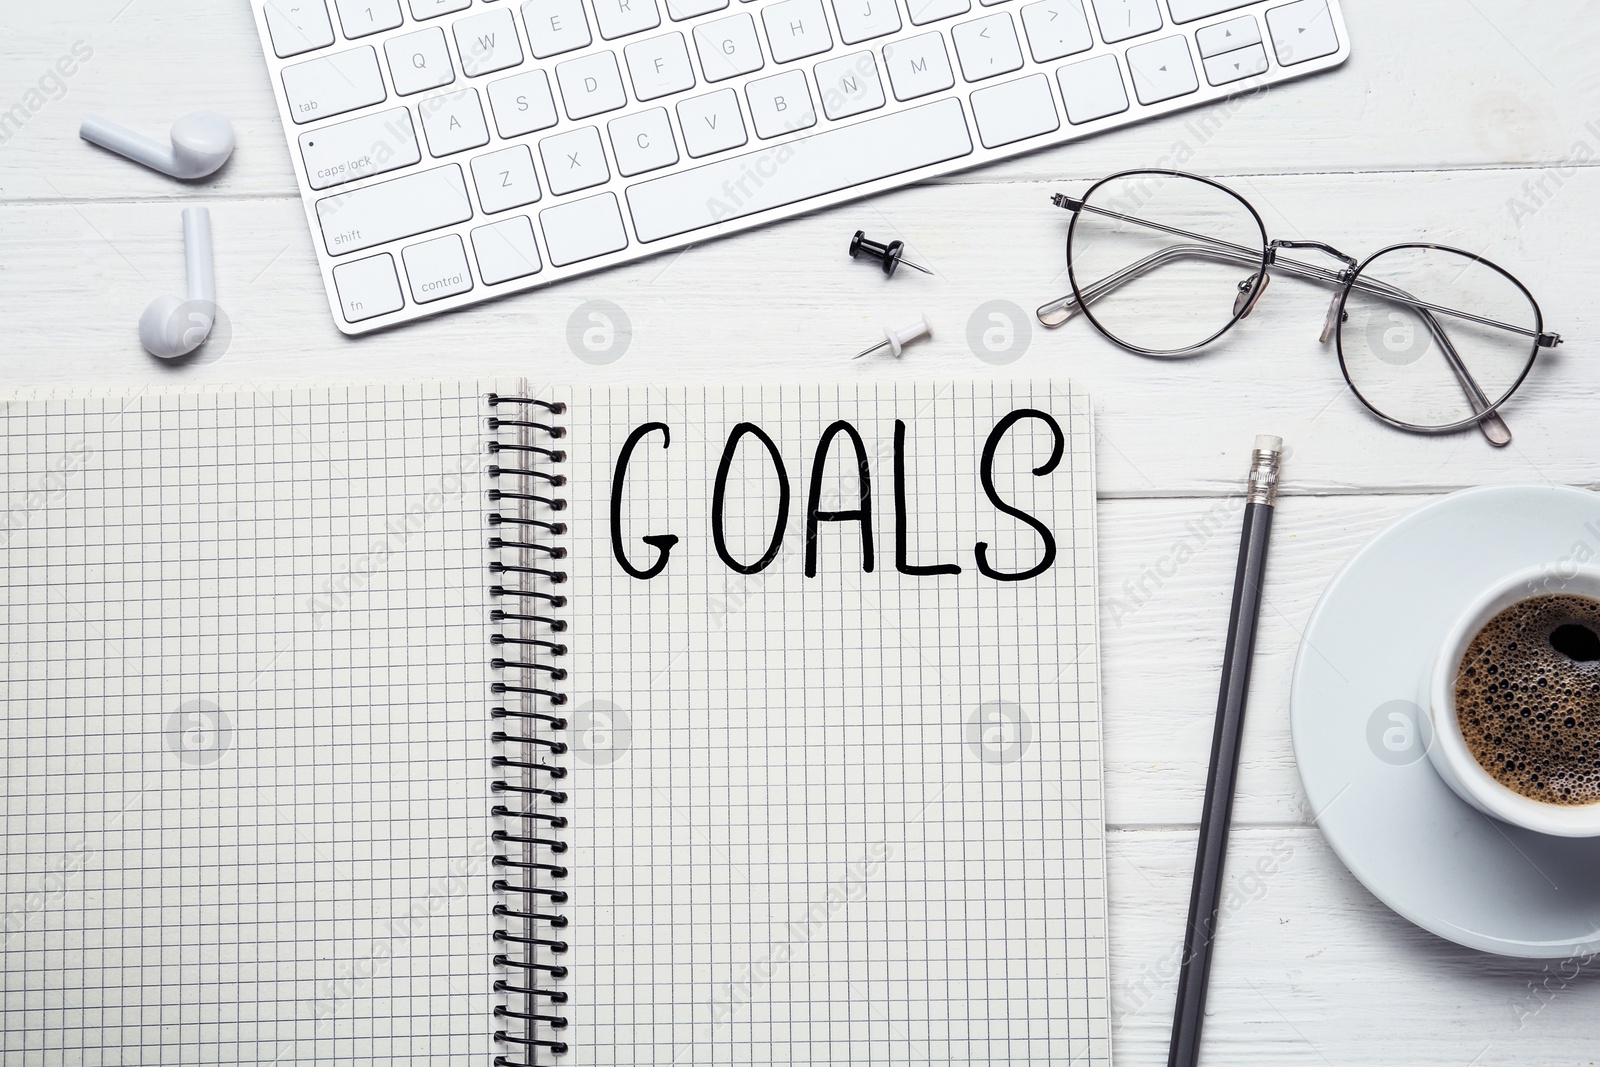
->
<box><xmin>626</xmin><ymin>99</ymin><xmax>973</xmax><ymax>243</ymax></box>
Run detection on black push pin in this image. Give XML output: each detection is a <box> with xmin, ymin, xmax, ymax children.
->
<box><xmin>848</xmin><ymin>230</ymin><xmax>932</xmax><ymax>277</ymax></box>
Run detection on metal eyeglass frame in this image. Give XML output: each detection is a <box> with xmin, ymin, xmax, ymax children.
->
<box><xmin>1035</xmin><ymin>170</ymin><xmax>1563</xmax><ymax>447</ymax></box>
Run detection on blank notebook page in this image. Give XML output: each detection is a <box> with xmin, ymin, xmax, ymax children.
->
<box><xmin>1</xmin><ymin>383</ymin><xmax>503</xmax><ymax>1065</ymax></box>
<box><xmin>557</xmin><ymin>381</ymin><xmax>1109</xmax><ymax>1065</ymax></box>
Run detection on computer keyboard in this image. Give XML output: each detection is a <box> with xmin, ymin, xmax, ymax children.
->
<box><xmin>251</xmin><ymin>0</ymin><xmax>1350</xmax><ymax>334</ymax></box>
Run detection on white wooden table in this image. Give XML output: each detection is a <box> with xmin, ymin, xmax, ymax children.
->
<box><xmin>4</xmin><ymin>1</ymin><xmax>1598</xmax><ymax>1062</ymax></box>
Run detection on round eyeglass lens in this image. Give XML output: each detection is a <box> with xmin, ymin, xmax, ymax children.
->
<box><xmin>1067</xmin><ymin>172</ymin><xmax>1268</xmax><ymax>356</ymax></box>
<box><xmin>1338</xmin><ymin>246</ymin><xmax>1540</xmax><ymax>431</ymax></box>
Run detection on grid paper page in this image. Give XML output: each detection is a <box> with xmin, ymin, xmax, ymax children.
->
<box><xmin>554</xmin><ymin>380</ymin><xmax>1109</xmax><ymax>1065</ymax></box>
<box><xmin>1</xmin><ymin>382</ymin><xmax>508</xmax><ymax>1064</ymax></box>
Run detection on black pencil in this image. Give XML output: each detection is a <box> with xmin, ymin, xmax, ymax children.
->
<box><xmin>1168</xmin><ymin>435</ymin><xmax>1283</xmax><ymax>1067</ymax></box>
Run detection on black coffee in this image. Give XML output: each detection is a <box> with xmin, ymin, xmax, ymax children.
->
<box><xmin>1455</xmin><ymin>594</ymin><xmax>1600</xmax><ymax>806</ymax></box>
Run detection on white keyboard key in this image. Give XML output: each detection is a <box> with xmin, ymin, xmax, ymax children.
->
<box><xmin>1055</xmin><ymin>52</ymin><xmax>1127</xmax><ymax>122</ymax></box>
<box><xmin>299</xmin><ymin>107</ymin><xmax>420</xmax><ymax>189</ymax></box>
<box><xmin>386</xmin><ymin>28</ymin><xmax>455</xmax><ymax>94</ymax></box>
<box><xmin>625</xmin><ymin>32</ymin><xmax>697</xmax><ymax>100</ymax></box>
<box><xmin>667</xmin><ymin>0</ymin><xmax>728</xmax><ymax>18</ymax></box>
<box><xmin>540</xmin><ymin>125</ymin><xmax>611</xmax><ymax>194</ymax></box>
<box><xmin>523</xmin><ymin>0</ymin><xmax>593</xmax><ymax>58</ymax></box>
<box><xmin>540</xmin><ymin>193</ymin><xmax>629</xmax><ymax>265</ymax></box>
<box><xmin>883</xmin><ymin>32</ymin><xmax>955</xmax><ymax>100</ymax></box>
<box><xmin>472</xmin><ymin>215</ymin><xmax>544</xmax><ymax>283</ymax></box>
<box><xmin>608</xmin><ymin>108</ymin><xmax>680</xmax><ymax>175</ymax></box>
<box><xmin>265</xmin><ymin>0</ymin><xmax>336</xmax><ymax>57</ymax></box>
<box><xmin>830</xmin><ymin>0</ymin><xmax>900</xmax><ymax>44</ymax></box>
<box><xmin>762</xmin><ymin>0</ymin><xmax>833</xmax><ymax>63</ymax></box>
<box><xmin>410</xmin><ymin>0</ymin><xmax>470</xmax><ymax>18</ymax></box>
<box><xmin>1196</xmin><ymin>14</ymin><xmax>1259</xmax><ymax>57</ymax></box>
<box><xmin>556</xmin><ymin>51</ymin><xmax>628</xmax><ymax>119</ymax></box>
<box><xmin>905</xmin><ymin>0</ymin><xmax>970</xmax><ymax>26</ymax></box>
<box><xmin>694</xmin><ymin>14</ymin><xmax>765</xmax><ymax>81</ymax></box>
<box><xmin>455</xmin><ymin>10</ymin><xmax>525</xmax><ymax>76</ymax></box>
<box><xmin>316</xmin><ymin>164</ymin><xmax>473</xmax><ymax>254</ymax></box>
<box><xmin>952</xmin><ymin>13</ymin><xmax>1023</xmax><ymax>81</ymax></box>
<box><xmin>626</xmin><ymin>97</ymin><xmax>971</xmax><ymax>241</ymax></box>
<box><xmin>403</xmin><ymin>233</ymin><xmax>474</xmax><ymax>302</ymax></box>
<box><xmin>472</xmin><ymin>144</ymin><xmax>543</xmax><ymax>212</ymax></box>
<box><xmin>1166</xmin><ymin>0</ymin><xmax>1252</xmax><ymax>22</ymax></box>
<box><xmin>333</xmin><ymin>253</ymin><xmax>405</xmax><ymax>321</ymax></box>
<box><xmin>1125</xmin><ymin>34</ymin><xmax>1197</xmax><ymax>103</ymax></box>
<box><xmin>594</xmin><ymin>0</ymin><xmax>662</xmax><ymax>39</ymax></box>
<box><xmin>1020</xmin><ymin>0</ymin><xmax>1093</xmax><ymax>62</ymax></box>
<box><xmin>1091</xmin><ymin>0</ymin><xmax>1161</xmax><ymax>42</ymax></box>
<box><xmin>1203</xmin><ymin>41</ymin><xmax>1267</xmax><ymax>83</ymax></box>
<box><xmin>815</xmin><ymin>51</ymin><xmax>886</xmax><ymax>118</ymax></box>
<box><xmin>969</xmin><ymin>72</ymin><xmax>1058</xmax><ymax>146</ymax></box>
<box><xmin>419</xmin><ymin>88</ymin><xmax>491</xmax><ymax>155</ymax></box>
<box><xmin>333</xmin><ymin>0</ymin><xmax>403</xmax><ymax>37</ymax></box>
<box><xmin>678</xmin><ymin>88</ymin><xmax>748</xmax><ymax>157</ymax></box>
<box><xmin>1266</xmin><ymin>0</ymin><xmax>1338</xmax><ymax>66</ymax></box>
<box><xmin>746</xmin><ymin>69</ymin><xmax>816</xmax><ymax>137</ymax></box>
<box><xmin>487</xmin><ymin>70</ymin><xmax>561</xmax><ymax>136</ymax></box>
<box><xmin>282</xmin><ymin>47</ymin><xmax>387</xmax><ymax>123</ymax></box>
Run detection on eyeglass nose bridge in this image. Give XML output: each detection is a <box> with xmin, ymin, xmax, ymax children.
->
<box><xmin>1263</xmin><ymin>241</ymin><xmax>1360</xmax><ymax>343</ymax></box>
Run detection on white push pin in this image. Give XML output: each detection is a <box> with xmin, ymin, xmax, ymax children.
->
<box><xmin>853</xmin><ymin>314</ymin><xmax>932</xmax><ymax>359</ymax></box>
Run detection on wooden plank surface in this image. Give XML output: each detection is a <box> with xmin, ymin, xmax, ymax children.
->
<box><xmin>3</xmin><ymin>0</ymin><xmax>1598</xmax><ymax>1063</ymax></box>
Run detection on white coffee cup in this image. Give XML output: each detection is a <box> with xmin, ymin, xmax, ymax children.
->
<box><xmin>1426</xmin><ymin>563</ymin><xmax>1600</xmax><ymax>837</ymax></box>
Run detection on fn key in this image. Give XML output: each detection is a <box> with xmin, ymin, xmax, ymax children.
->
<box><xmin>333</xmin><ymin>254</ymin><xmax>406</xmax><ymax>323</ymax></box>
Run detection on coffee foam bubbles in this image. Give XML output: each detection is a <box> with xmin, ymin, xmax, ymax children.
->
<box><xmin>1455</xmin><ymin>594</ymin><xmax>1600</xmax><ymax>806</ymax></box>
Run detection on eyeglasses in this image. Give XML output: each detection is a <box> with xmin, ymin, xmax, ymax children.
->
<box><xmin>1035</xmin><ymin>170</ymin><xmax>1562</xmax><ymax>446</ymax></box>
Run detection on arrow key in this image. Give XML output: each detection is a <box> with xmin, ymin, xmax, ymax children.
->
<box><xmin>1196</xmin><ymin>14</ymin><xmax>1260</xmax><ymax>58</ymax></box>
<box><xmin>1124</xmin><ymin>33</ymin><xmax>1197</xmax><ymax>104</ymax></box>
<box><xmin>1265</xmin><ymin>0</ymin><xmax>1339</xmax><ymax>66</ymax></box>
<box><xmin>1202</xmin><ymin>41</ymin><xmax>1268</xmax><ymax>85</ymax></box>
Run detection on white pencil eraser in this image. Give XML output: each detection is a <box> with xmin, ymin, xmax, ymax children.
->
<box><xmin>1254</xmin><ymin>435</ymin><xmax>1283</xmax><ymax>452</ymax></box>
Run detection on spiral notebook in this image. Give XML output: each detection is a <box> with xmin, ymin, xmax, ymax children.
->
<box><xmin>2</xmin><ymin>379</ymin><xmax>1108</xmax><ymax>1066</ymax></box>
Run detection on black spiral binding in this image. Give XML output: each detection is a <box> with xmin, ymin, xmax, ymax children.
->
<box><xmin>487</xmin><ymin>394</ymin><xmax>572</xmax><ymax>1065</ymax></box>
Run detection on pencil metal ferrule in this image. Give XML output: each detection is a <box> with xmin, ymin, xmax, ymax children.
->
<box><xmin>1246</xmin><ymin>436</ymin><xmax>1282</xmax><ymax>507</ymax></box>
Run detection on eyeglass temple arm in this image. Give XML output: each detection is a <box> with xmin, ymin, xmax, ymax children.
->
<box><xmin>1416</xmin><ymin>305</ymin><xmax>1512</xmax><ymax>446</ymax></box>
<box><xmin>1034</xmin><ymin>236</ymin><xmax>1514</xmax><ymax>445</ymax></box>
<box><xmin>1039</xmin><ymin>200</ymin><xmax>1561</xmax><ymax>347</ymax></box>
<box><xmin>1037</xmin><ymin>242</ymin><xmax>1270</xmax><ymax>327</ymax></box>
<box><xmin>1342</xmin><ymin>270</ymin><xmax>1514</xmax><ymax>445</ymax></box>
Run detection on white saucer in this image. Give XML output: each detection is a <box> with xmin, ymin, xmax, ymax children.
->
<box><xmin>1291</xmin><ymin>484</ymin><xmax>1600</xmax><ymax>958</ymax></box>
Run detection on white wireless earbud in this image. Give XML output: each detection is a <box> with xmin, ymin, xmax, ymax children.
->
<box><xmin>140</xmin><ymin>207</ymin><xmax>217</xmax><ymax>360</ymax></box>
<box><xmin>80</xmin><ymin>111</ymin><xmax>235</xmax><ymax>180</ymax></box>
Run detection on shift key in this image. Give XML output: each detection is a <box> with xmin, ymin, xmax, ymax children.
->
<box><xmin>316</xmin><ymin>165</ymin><xmax>473</xmax><ymax>254</ymax></box>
